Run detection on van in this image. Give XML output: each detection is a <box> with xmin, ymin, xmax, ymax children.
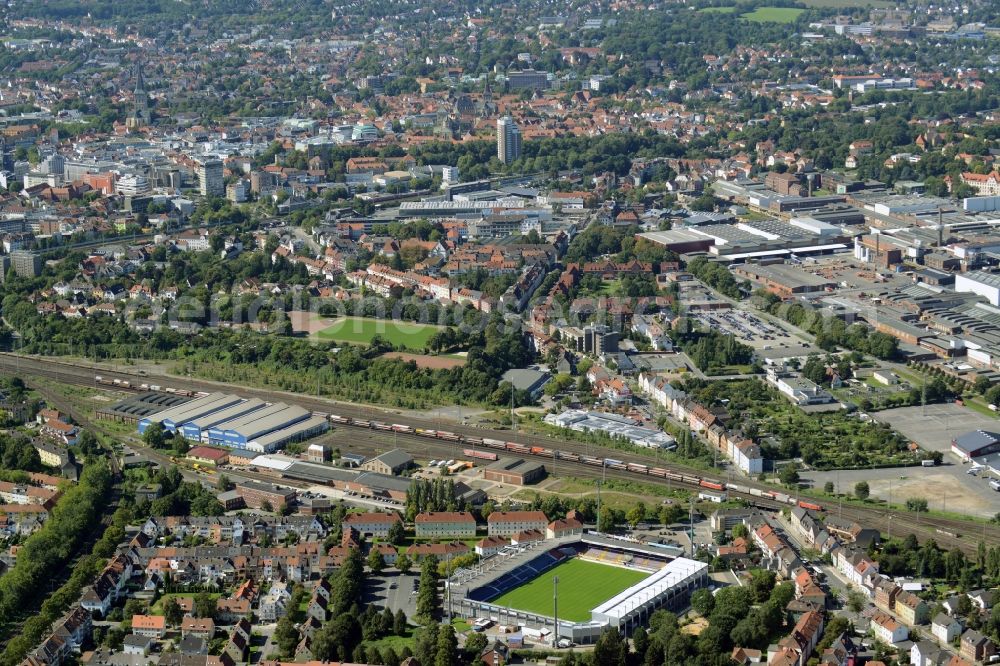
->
<box><xmin>921</xmin><ymin>459</ymin><xmax>935</xmax><ymax>467</ymax></box>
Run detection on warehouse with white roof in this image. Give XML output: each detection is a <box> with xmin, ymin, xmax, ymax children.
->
<box><xmin>138</xmin><ymin>393</ymin><xmax>243</xmax><ymax>434</ymax></box>
<box><xmin>179</xmin><ymin>398</ymin><xmax>266</xmax><ymax>442</ymax></box>
<box><xmin>135</xmin><ymin>392</ymin><xmax>328</xmax><ymax>453</ymax></box>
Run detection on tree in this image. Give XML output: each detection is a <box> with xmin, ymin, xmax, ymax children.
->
<box><xmin>261</xmin><ymin>500</ymin><xmax>274</xmax><ymax>513</ymax></box>
<box><xmin>749</xmin><ymin>570</ymin><xmax>776</xmax><ymax>603</ymax></box>
<box><xmin>216</xmin><ymin>474</ymin><xmax>235</xmax><ymax>491</ymax></box>
<box><xmin>598</xmin><ymin>509</ymin><xmax>618</xmax><ymax>533</ymax></box>
<box><xmin>659</xmin><ymin>503</ymin><xmax>683</xmax><ymax>526</ymax></box>
<box><xmin>416</xmin><ymin>556</ymin><xmax>441</xmax><ymax>623</ymax></box>
<box><xmin>626</xmin><ymin>502</ymin><xmax>648</xmax><ymax>528</ymax></box>
<box><xmin>906</xmin><ymin>497</ymin><xmax>929</xmax><ymax>512</ymax></box>
<box><xmin>393</xmin><ymin>609</ymin><xmax>407</xmax><ymax>635</ymax></box>
<box><xmin>823</xmin><ymin>481</ymin><xmax>835</xmax><ymax>494</ymax></box>
<box><xmin>163</xmin><ymin>597</ymin><xmax>184</xmax><ymax>627</ymax></box>
<box><xmin>387</xmin><ymin>519</ymin><xmax>405</xmax><ymax>545</ymax></box>
<box><xmin>691</xmin><ymin>588</ymin><xmax>715</xmax><ymax>616</ymax></box>
<box><xmin>593</xmin><ymin>627</ymin><xmax>628</xmax><ymax>666</ymax></box>
<box><xmin>368</xmin><ymin>548</ymin><xmax>386</xmax><ymax>574</ymax></box>
<box><xmin>854</xmin><ymin>481</ymin><xmax>870</xmax><ymax>501</ymax></box>
<box><xmin>434</xmin><ymin>624</ymin><xmax>457</xmax><ymax>666</ymax></box>
<box><xmin>465</xmin><ymin>631</ymin><xmax>488</xmax><ymax>657</ymax></box>
<box><xmin>193</xmin><ymin>592</ymin><xmax>216</xmax><ymax>620</ymax></box>
<box><xmin>143</xmin><ymin>421</ymin><xmax>167</xmax><ymax>449</ymax></box>
<box><xmin>632</xmin><ymin>626</ymin><xmax>650</xmax><ymax>662</ymax></box>
<box><xmin>396</xmin><ymin>553</ymin><xmax>412</xmax><ymax>574</ymax></box>
<box><xmin>275</xmin><ymin>615</ymin><xmax>299</xmax><ymax>657</ymax></box>
<box><xmin>779</xmin><ymin>463</ymin><xmax>800</xmax><ymax>486</ymax></box>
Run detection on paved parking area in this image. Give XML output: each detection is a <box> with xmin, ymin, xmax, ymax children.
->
<box><xmin>873</xmin><ymin>403</ymin><xmax>998</xmax><ymax>453</ymax></box>
<box><xmin>364</xmin><ymin>573</ymin><xmax>421</xmax><ymax>617</ymax></box>
<box><xmin>692</xmin><ymin>309</ymin><xmax>793</xmax><ymax>347</ymax></box>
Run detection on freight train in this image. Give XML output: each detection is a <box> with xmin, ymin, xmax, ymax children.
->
<box><xmin>325</xmin><ymin>413</ymin><xmax>822</xmax><ymax>511</ymax></box>
<box><xmin>94</xmin><ymin>375</ymin><xmax>205</xmax><ymax>398</ymax></box>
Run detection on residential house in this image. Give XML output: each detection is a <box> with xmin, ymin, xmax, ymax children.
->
<box><xmin>931</xmin><ymin>613</ymin><xmax>962</xmax><ymax>644</ymax></box>
<box><xmin>132</xmin><ymin>614</ymin><xmax>167</xmax><ymax>639</ymax></box>
<box><xmin>414</xmin><ymin>512</ymin><xmax>477</xmax><ymax>539</ymax></box>
<box><xmin>487</xmin><ymin>511</ymin><xmax>548</xmax><ymax>537</ymax></box>
<box><xmin>895</xmin><ymin>591</ymin><xmax>929</xmax><ymax>626</ymax></box>
<box><xmin>960</xmin><ymin>630</ymin><xmax>996</xmax><ymax>663</ymax></box>
<box><xmin>871</xmin><ymin>611</ymin><xmax>909</xmax><ymax>645</ymax></box>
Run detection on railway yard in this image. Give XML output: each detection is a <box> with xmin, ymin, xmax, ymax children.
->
<box><xmin>3</xmin><ymin>352</ymin><xmax>998</xmax><ymax>556</ymax></box>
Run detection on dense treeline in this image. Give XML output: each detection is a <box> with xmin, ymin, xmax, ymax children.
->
<box><xmin>0</xmin><ymin>489</ymin><xmax>132</xmax><ymax>666</ymax></box>
<box><xmin>0</xmin><ymin>463</ymin><xmax>112</xmax><ymax>642</ymax></box>
<box><xmin>674</xmin><ymin>321</ymin><xmax>754</xmax><ymax>372</ymax></box>
<box><xmin>409</xmin><ymin>132</ymin><xmax>686</xmax><ymax>182</ymax></box>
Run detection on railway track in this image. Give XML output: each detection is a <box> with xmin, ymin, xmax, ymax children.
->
<box><xmin>4</xmin><ymin>353</ymin><xmax>998</xmax><ymax>554</ymax></box>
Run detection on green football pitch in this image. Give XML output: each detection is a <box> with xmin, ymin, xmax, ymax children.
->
<box><xmin>316</xmin><ymin>316</ymin><xmax>441</xmax><ymax>350</ymax></box>
<box><xmin>491</xmin><ymin>558</ymin><xmax>649</xmax><ymax>622</ymax></box>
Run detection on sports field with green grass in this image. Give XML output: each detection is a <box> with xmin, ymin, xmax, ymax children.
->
<box><xmin>316</xmin><ymin>317</ymin><xmax>441</xmax><ymax>350</ymax></box>
<box><xmin>741</xmin><ymin>6</ymin><xmax>804</xmax><ymax>22</ymax></box>
<box><xmin>699</xmin><ymin>5</ymin><xmax>737</xmax><ymax>12</ymax></box>
<box><xmin>491</xmin><ymin>559</ymin><xmax>648</xmax><ymax>622</ymax></box>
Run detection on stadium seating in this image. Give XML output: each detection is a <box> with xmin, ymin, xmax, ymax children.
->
<box><xmin>466</xmin><ymin>549</ymin><xmax>569</xmax><ymax>602</ymax></box>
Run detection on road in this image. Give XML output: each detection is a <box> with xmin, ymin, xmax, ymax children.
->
<box><xmin>5</xmin><ymin>353</ymin><xmax>1000</xmax><ymax>555</ymax></box>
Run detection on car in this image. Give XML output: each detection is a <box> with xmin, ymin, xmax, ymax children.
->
<box><xmin>389</xmin><ymin>582</ymin><xmax>397</xmax><ymax>589</ymax></box>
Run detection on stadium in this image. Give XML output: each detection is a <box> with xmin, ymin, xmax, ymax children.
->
<box><xmin>451</xmin><ymin>533</ymin><xmax>708</xmax><ymax>645</ymax></box>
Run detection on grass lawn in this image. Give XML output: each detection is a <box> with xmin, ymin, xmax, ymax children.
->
<box><xmin>700</xmin><ymin>5</ymin><xmax>737</xmax><ymax>12</ymax></box>
<box><xmin>741</xmin><ymin>6</ymin><xmax>804</xmax><ymax>22</ymax></box>
<box><xmin>363</xmin><ymin>629</ymin><xmax>415</xmax><ymax>653</ymax></box>
<box><xmin>316</xmin><ymin>317</ymin><xmax>442</xmax><ymax>350</ymax></box>
<box><xmin>491</xmin><ymin>558</ymin><xmax>648</xmax><ymax>622</ymax></box>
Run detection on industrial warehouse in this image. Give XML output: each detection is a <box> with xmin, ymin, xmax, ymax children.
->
<box><xmin>136</xmin><ymin>392</ymin><xmax>329</xmax><ymax>453</ymax></box>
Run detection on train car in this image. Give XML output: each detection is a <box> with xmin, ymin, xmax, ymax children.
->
<box><xmin>773</xmin><ymin>492</ymin><xmax>790</xmax><ymax>504</ymax></box>
<box><xmin>437</xmin><ymin>431</ymin><xmax>460</xmax><ymax>441</ymax></box>
<box><xmin>506</xmin><ymin>443</ymin><xmax>530</xmax><ymax>454</ymax></box>
<box><xmin>354</xmin><ymin>419</ymin><xmax>371</xmax><ymax>428</ymax></box>
<box><xmin>329</xmin><ymin>415</ymin><xmax>350</xmax><ymax>424</ymax></box>
<box><xmin>529</xmin><ymin>446</ymin><xmax>549</xmax><ymax>455</ymax></box>
<box><xmin>797</xmin><ymin>501</ymin><xmax>823</xmax><ymax>511</ymax></box>
<box><xmin>580</xmin><ymin>455</ymin><xmax>602</xmax><ymax>466</ymax></box>
<box><xmin>728</xmin><ymin>484</ymin><xmax>748</xmax><ymax>494</ymax></box>
<box><xmin>699</xmin><ymin>480</ymin><xmax>725</xmax><ymax>491</ymax></box>
<box><xmin>681</xmin><ymin>475</ymin><xmax>701</xmax><ymax>485</ymax></box>
<box><xmin>372</xmin><ymin>422</ymin><xmax>393</xmax><ymax>431</ymax></box>
<box><xmin>627</xmin><ymin>463</ymin><xmax>649</xmax><ymax>473</ymax></box>
<box><xmin>139</xmin><ymin>383</ymin><xmax>150</xmax><ymax>390</ymax></box>
<box><xmin>604</xmin><ymin>459</ymin><xmax>627</xmax><ymax>470</ymax></box>
<box><xmin>664</xmin><ymin>471</ymin><xmax>684</xmax><ymax>482</ymax></box>
<box><xmin>464</xmin><ymin>449</ymin><xmax>499</xmax><ymax>462</ymax></box>
<box><xmin>483</xmin><ymin>438</ymin><xmax>506</xmax><ymax>449</ymax></box>
<box><xmin>558</xmin><ymin>452</ymin><xmax>580</xmax><ymax>463</ymax></box>
<box><xmin>649</xmin><ymin>467</ymin><xmax>669</xmax><ymax>478</ymax></box>
<box><xmin>465</xmin><ymin>437</ymin><xmax>484</xmax><ymax>446</ymax></box>
<box><xmin>392</xmin><ymin>424</ymin><xmax>414</xmax><ymax>433</ymax></box>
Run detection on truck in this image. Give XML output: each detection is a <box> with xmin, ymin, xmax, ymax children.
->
<box><xmin>921</xmin><ymin>459</ymin><xmax>936</xmax><ymax>467</ymax></box>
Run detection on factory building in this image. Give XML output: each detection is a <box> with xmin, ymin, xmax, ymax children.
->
<box><xmin>136</xmin><ymin>392</ymin><xmax>328</xmax><ymax>453</ymax></box>
<box><xmin>137</xmin><ymin>393</ymin><xmax>243</xmax><ymax>434</ymax></box>
<box><xmin>179</xmin><ymin>398</ymin><xmax>266</xmax><ymax>442</ymax></box>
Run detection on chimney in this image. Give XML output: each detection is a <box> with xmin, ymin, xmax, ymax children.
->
<box><xmin>938</xmin><ymin>207</ymin><xmax>944</xmax><ymax>246</ymax></box>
